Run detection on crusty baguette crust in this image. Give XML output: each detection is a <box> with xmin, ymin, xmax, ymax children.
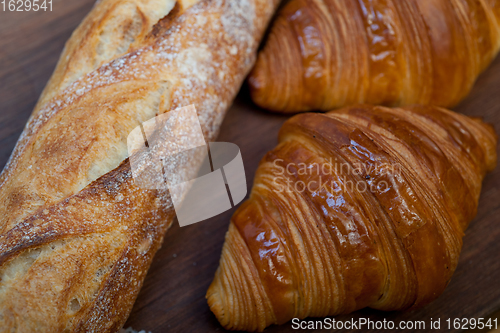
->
<box><xmin>0</xmin><ymin>0</ymin><xmax>279</xmax><ymax>331</ymax></box>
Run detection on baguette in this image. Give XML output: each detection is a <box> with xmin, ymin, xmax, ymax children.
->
<box><xmin>0</xmin><ymin>0</ymin><xmax>279</xmax><ymax>331</ymax></box>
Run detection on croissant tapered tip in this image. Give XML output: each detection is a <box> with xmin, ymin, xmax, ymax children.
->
<box><xmin>207</xmin><ymin>223</ymin><xmax>275</xmax><ymax>332</ymax></box>
<box><xmin>247</xmin><ymin>13</ymin><xmax>307</xmax><ymax>114</ymax></box>
<box><xmin>206</xmin><ymin>271</ymin><xmax>227</xmax><ymax>328</ymax></box>
<box><xmin>471</xmin><ymin>118</ymin><xmax>498</xmax><ymax>172</ymax></box>
<box><xmin>248</xmin><ymin>55</ymin><xmax>271</xmax><ymax>109</ymax></box>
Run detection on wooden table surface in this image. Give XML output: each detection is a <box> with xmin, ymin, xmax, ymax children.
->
<box><xmin>1</xmin><ymin>1</ymin><xmax>499</xmax><ymax>332</ymax></box>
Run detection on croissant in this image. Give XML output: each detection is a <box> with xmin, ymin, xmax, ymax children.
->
<box><xmin>248</xmin><ymin>0</ymin><xmax>500</xmax><ymax>113</ymax></box>
<box><xmin>206</xmin><ymin>105</ymin><xmax>498</xmax><ymax>331</ymax></box>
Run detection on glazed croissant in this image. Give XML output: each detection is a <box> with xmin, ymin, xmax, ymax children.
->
<box><xmin>207</xmin><ymin>105</ymin><xmax>498</xmax><ymax>331</ymax></box>
<box><xmin>249</xmin><ymin>0</ymin><xmax>500</xmax><ymax>113</ymax></box>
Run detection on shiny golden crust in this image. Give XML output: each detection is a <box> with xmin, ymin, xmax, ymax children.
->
<box><xmin>0</xmin><ymin>0</ymin><xmax>279</xmax><ymax>331</ymax></box>
<box><xmin>207</xmin><ymin>105</ymin><xmax>498</xmax><ymax>331</ymax></box>
<box><xmin>248</xmin><ymin>0</ymin><xmax>500</xmax><ymax>113</ymax></box>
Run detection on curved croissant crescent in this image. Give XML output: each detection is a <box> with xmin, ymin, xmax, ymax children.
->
<box><xmin>249</xmin><ymin>0</ymin><xmax>500</xmax><ymax>113</ymax></box>
<box><xmin>207</xmin><ymin>105</ymin><xmax>498</xmax><ymax>331</ymax></box>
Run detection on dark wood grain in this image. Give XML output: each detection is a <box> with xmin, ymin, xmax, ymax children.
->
<box><xmin>1</xmin><ymin>2</ymin><xmax>499</xmax><ymax>332</ymax></box>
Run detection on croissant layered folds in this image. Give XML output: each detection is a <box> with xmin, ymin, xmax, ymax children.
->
<box><xmin>249</xmin><ymin>0</ymin><xmax>500</xmax><ymax>113</ymax></box>
<box><xmin>207</xmin><ymin>105</ymin><xmax>498</xmax><ymax>331</ymax></box>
